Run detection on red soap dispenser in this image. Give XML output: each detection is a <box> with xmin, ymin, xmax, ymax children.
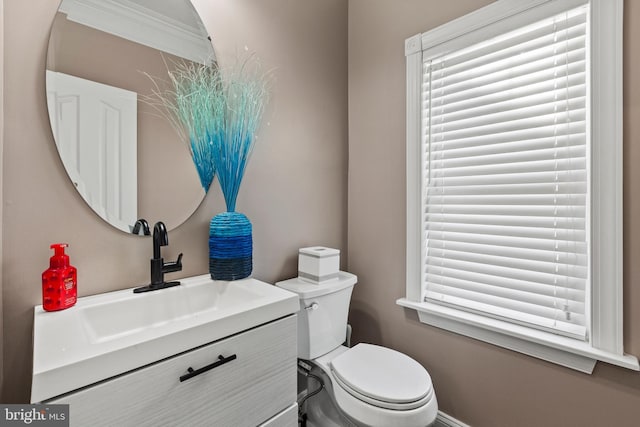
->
<box><xmin>42</xmin><ymin>243</ymin><xmax>77</xmax><ymax>311</ymax></box>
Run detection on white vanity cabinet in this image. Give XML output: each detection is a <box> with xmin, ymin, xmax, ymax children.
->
<box><xmin>47</xmin><ymin>315</ymin><xmax>297</xmax><ymax>427</ymax></box>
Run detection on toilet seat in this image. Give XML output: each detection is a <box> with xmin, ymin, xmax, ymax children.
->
<box><xmin>330</xmin><ymin>344</ymin><xmax>434</xmax><ymax>410</ymax></box>
<box><xmin>332</xmin><ymin>371</ymin><xmax>434</xmax><ymax>411</ymax></box>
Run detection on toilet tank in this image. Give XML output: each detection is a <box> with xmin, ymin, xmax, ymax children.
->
<box><xmin>276</xmin><ymin>272</ymin><xmax>357</xmax><ymax>359</ymax></box>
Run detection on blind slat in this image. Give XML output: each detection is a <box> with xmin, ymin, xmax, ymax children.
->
<box><xmin>426</xmin><ymin>248</ymin><xmax>587</xmax><ymax>278</ymax></box>
<box><xmin>426</xmin><ymin>238</ymin><xmax>587</xmax><ymax>266</ymax></box>
<box><xmin>426</xmin><ymin>275</ymin><xmax>585</xmax><ymax>313</ymax></box>
<box><xmin>427</xmin><ymin>264</ymin><xmax>586</xmax><ymax>300</ymax></box>
<box><xmin>425</xmin><ymin>181</ymin><xmax>586</xmax><ymax>195</ymax></box>
<box><xmin>424</xmin><ymin>72</ymin><xmax>585</xmax><ymax>116</ymax></box>
<box><xmin>430</xmin><ymin>96</ymin><xmax>585</xmax><ymax>134</ymax></box>
<box><xmin>430</xmin><ymin>44</ymin><xmax>586</xmax><ymax>93</ymax></box>
<box><xmin>428</xmin><ymin>121</ymin><xmax>586</xmax><ymax>151</ymax></box>
<box><xmin>430</xmin><ymin>109</ymin><xmax>586</xmax><ymax>142</ymax></box>
<box><xmin>425</xmin><ymin>213</ymin><xmax>585</xmax><ymax>230</ymax></box>
<box><xmin>428</xmin><ymin>172</ymin><xmax>586</xmax><ymax>187</ymax></box>
<box><xmin>427</xmin><ymin>86</ymin><xmax>586</xmax><ymax>126</ymax></box>
<box><xmin>426</xmin><ymin>204</ymin><xmax>586</xmax><ymax>218</ymax></box>
<box><xmin>425</xmin><ymin>230</ymin><xmax>588</xmax><ymax>253</ymax></box>
<box><xmin>427</xmin><ymin>135</ymin><xmax>585</xmax><ymax>163</ymax></box>
<box><xmin>431</xmin><ymin>153</ymin><xmax>586</xmax><ymax>174</ymax></box>
<box><xmin>424</xmin><ymin>222</ymin><xmax>586</xmax><ymax>242</ymax></box>
<box><xmin>426</xmin><ymin>193</ymin><xmax>586</xmax><ymax>206</ymax></box>
<box><xmin>431</xmin><ymin>156</ymin><xmax>586</xmax><ymax>175</ymax></box>
<box><xmin>424</xmin><ymin>256</ymin><xmax>586</xmax><ymax>290</ymax></box>
<box><xmin>428</xmin><ymin>58</ymin><xmax>585</xmax><ymax>104</ymax></box>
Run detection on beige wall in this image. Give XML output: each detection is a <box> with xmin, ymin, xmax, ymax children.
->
<box><xmin>1</xmin><ymin>0</ymin><xmax>347</xmax><ymax>402</ymax></box>
<box><xmin>348</xmin><ymin>1</ymin><xmax>640</xmax><ymax>426</ymax></box>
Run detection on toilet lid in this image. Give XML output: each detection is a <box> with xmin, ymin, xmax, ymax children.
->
<box><xmin>330</xmin><ymin>344</ymin><xmax>432</xmax><ymax>407</ymax></box>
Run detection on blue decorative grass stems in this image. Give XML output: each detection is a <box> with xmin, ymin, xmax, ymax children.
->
<box><xmin>142</xmin><ymin>60</ymin><xmax>222</xmax><ymax>191</ymax></box>
<box><xmin>208</xmin><ymin>57</ymin><xmax>270</xmax><ymax>280</ymax></box>
<box><xmin>212</xmin><ymin>59</ymin><xmax>269</xmax><ymax>212</ymax></box>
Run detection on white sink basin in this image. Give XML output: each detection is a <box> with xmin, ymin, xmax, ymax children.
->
<box><xmin>82</xmin><ymin>278</ymin><xmax>264</xmax><ymax>343</ymax></box>
<box><xmin>31</xmin><ymin>275</ymin><xmax>299</xmax><ymax>403</ymax></box>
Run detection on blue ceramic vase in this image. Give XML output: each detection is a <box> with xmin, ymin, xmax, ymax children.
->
<box><xmin>209</xmin><ymin>212</ymin><xmax>252</xmax><ymax>280</ymax></box>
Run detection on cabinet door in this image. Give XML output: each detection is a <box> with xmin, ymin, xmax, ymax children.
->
<box><xmin>49</xmin><ymin>315</ymin><xmax>297</xmax><ymax>427</ymax></box>
<box><xmin>258</xmin><ymin>403</ymin><xmax>298</xmax><ymax>427</ymax></box>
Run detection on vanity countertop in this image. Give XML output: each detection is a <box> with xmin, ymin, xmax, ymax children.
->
<box><xmin>31</xmin><ymin>274</ymin><xmax>299</xmax><ymax>403</ymax></box>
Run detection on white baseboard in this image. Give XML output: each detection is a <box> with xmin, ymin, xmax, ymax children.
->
<box><xmin>434</xmin><ymin>410</ymin><xmax>471</xmax><ymax>427</ymax></box>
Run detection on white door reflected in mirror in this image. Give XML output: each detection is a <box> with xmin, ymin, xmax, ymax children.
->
<box><xmin>47</xmin><ymin>71</ymin><xmax>138</xmax><ymax>232</ymax></box>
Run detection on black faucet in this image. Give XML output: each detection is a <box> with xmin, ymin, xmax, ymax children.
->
<box><xmin>131</xmin><ymin>218</ymin><xmax>151</xmax><ymax>235</ymax></box>
<box><xmin>134</xmin><ymin>221</ymin><xmax>183</xmax><ymax>293</ymax></box>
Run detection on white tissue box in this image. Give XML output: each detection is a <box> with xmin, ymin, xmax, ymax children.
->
<box><xmin>298</xmin><ymin>246</ymin><xmax>340</xmax><ymax>284</ymax></box>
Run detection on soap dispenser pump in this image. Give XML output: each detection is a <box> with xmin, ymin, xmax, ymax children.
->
<box><xmin>42</xmin><ymin>243</ymin><xmax>77</xmax><ymax>311</ymax></box>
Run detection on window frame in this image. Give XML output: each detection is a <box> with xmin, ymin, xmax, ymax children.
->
<box><xmin>398</xmin><ymin>0</ymin><xmax>638</xmax><ymax>373</ymax></box>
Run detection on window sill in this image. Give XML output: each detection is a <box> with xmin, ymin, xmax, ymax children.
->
<box><xmin>397</xmin><ymin>298</ymin><xmax>639</xmax><ymax>373</ymax></box>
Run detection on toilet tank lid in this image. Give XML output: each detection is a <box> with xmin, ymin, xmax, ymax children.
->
<box><xmin>275</xmin><ymin>271</ymin><xmax>357</xmax><ymax>299</ymax></box>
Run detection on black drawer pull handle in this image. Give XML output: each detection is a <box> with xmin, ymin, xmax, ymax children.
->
<box><xmin>179</xmin><ymin>354</ymin><xmax>237</xmax><ymax>382</ymax></box>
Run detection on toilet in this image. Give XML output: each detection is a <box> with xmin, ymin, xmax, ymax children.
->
<box><xmin>276</xmin><ymin>271</ymin><xmax>438</xmax><ymax>427</ymax></box>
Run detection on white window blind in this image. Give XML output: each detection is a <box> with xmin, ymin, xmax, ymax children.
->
<box><xmin>421</xmin><ymin>5</ymin><xmax>589</xmax><ymax>340</ymax></box>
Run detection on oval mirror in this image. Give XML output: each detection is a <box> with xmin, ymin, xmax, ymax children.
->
<box><xmin>46</xmin><ymin>0</ymin><xmax>215</xmax><ymax>234</ymax></box>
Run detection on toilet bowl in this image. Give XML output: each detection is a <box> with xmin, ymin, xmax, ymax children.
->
<box><xmin>276</xmin><ymin>272</ymin><xmax>438</xmax><ymax>427</ymax></box>
<box><xmin>314</xmin><ymin>344</ymin><xmax>437</xmax><ymax>426</ymax></box>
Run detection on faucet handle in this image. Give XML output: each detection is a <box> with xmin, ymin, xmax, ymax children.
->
<box><xmin>132</xmin><ymin>218</ymin><xmax>151</xmax><ymax>235</ymax></box>
<box><xmin>163</xmin><ymin>253</ymin><xmax>183</xmax><ymax>273</ymax></box>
